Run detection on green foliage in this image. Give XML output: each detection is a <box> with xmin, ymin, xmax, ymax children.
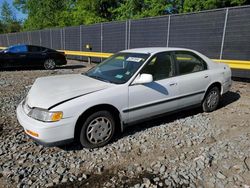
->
<box><xmin>111</xmin><ymin>0</ymin><xmax>179</xmax><ymax>20</ymax></box>
<box><xmin>0</xmin><ymin>20</ymin><xmax>7</xmax><ymax>33</ymax></box>
<box><xmin>0</xmin><ymin>0</ymin><xmax>22</xmax><ymax>33</ymax></box>
<box><xmin>182</xmin><ymin>0</ymin><xmax>249</xmax><ymax>12</ymax></box>
<box><xmin>14</xmin><ymin>0</ymin><xmax>74</xmax><ymax>30</ymax></box>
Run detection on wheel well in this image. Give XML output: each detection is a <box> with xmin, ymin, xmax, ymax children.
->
<box><xmin>74</xmin><ymin>104</ymin><xmax>121</xmax><ymax>140</ymax></box>
<box><xmin>205</xmin><ymin>82</ymin><xmax>222</xmax><ymax>96</ymax></box>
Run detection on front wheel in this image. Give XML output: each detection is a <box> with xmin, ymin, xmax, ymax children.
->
<box><xmin>79</xmin><ymin>111</ymin><xmax>115</xmax><ymax>148</ymax></box>
<box><xmin>44</xmin><ymin>59</ymin><xmax>56</xmax><ymax>70</ymax></box>
<box><xmin>202</xmin><ymin>87</ymin><xmax>220</xmax><ymax>112</ymax></box>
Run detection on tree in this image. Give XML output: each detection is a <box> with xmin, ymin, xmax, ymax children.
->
<box><xmin>182</xmin><ymin>0</ymin><xmax>249</xmax><ymax>12</ymax></box>
<box><xmin>0</xmin><ymin>20</ymin><xmax>6</xmax><ymax>34</ymax></box>
<box><xmin>1</xmin><ymin>0</ymin><xmax>15</xmax><ymax>23</ymax></box>
<box><xmin>71</xmin><ymin>0</ymin><xmax>119</xmax><ymax>25</ymax></box>
<box><xmin>14</xmin><ymin>0</ymin><xmax>72</xmax><ymax>30</ymax></box>
<box><xmin>14</xmin><ymin>0</ymin><xmax>120</xmax><ymax>28</ymax></box>
<box><xmin>110</xmin><ymin>0</ymin><xmax>183</xmax><ymax>21</ymax></box>
<box><xmin>0</xmin><ymin>0</ymin><xmax>22</xmax><ymax>33</ymax></box>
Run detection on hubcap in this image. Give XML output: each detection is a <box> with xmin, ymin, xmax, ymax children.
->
<box><xmin>86</xmin><ymin>117</ymin><xmax>112</xmax><ymax>144</ymax></box>
<box><xmin>207</xmin><ymin>90</ymin><xmax>219</xmax><ymax>109</ymax></box>
<box><xmin>45</xmin><ymin>59</ymin><xmax>55</xmax><ymax>69</ymax></box>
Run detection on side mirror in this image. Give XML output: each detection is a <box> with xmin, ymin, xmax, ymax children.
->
<box><xmin>132</xmin><ymin>74</ymin><xmax>153</xmax><ymax>85</ymax></box>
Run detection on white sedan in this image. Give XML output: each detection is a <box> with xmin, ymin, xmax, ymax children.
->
<box><xmin>16</xmin><ymin>48</ymin><xmax>232</xmax><ymax>148</ymax></box>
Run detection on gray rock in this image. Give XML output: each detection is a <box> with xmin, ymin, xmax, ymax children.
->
<box><xmin>56</xmin><ymin>167</ymin><xmax>66</xmax><ymax>174</ymax></box>
<box><xmin>153</xmin><ymin>177</ymin><xmax>160</xmax><ymax>182</ymax></box>
<box><xmin>160</xmin><ymin>165</ymin><xmax>166</xmax><ymax>174</ymax></box>
<box><xmin>134</xmin><ymin>183</ymin><xmax>140</xmax><ymax>188</ymax></box>
<box><xmin>216</xmin><ymin>171</ymin><xmax>226</xmax><ymax>180</ymax></box>
<box><xmin>45</xmin><ymin>182</ymin><xmax>54</xmax><ymax>187</ymax></box>
<box><xmin>53</xmin><ymin>176</ymin><xmax>61</xmax><ymax>184</ymax></box>
<box><xmin>61</xmin><ymin>176</ymin><xmax>68</xmax><ymax>183</ymax></box>
<box><xmin>143</xmin><ymin>178</ymin><xmax>151</xmax><ymax>188</ymax></box>
<box><xmin>28</xmin><ymin>180</ymin><xmax>33</xmax><ymax>185</ymax></box>
<box><xmin>82</xmin><ymin>173</ymin><xmax>87</xmax><ymax>179</ymax></box>
<box><xmin>158</xmin><ymin>182</ymin><xmax>163</xmax><ymax>187</ymax></box>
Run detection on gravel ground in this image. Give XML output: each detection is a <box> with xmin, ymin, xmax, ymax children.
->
<box><xmin>0</xmin><ymin>60</ymin><xmax>250</xmax><ymax>188</ymax></box>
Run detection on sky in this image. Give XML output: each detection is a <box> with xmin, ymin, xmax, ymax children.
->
<box><xmin>0</xmin><ymin>0</ymin><xmax>27</xmax><ymax>20</ymax></box>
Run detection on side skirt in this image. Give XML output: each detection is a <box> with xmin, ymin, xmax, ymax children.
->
<box><xmin>123</xmin><ymin>103</ymin><xmax>201</xmax><ymax>129</ymax></box>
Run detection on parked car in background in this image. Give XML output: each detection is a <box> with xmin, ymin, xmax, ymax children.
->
<box><xmin>16</xmin><ymin>47</ymin><xmax>232</xmax><ymax>148</ymax></box>
<box><xmin>0</xmin><ymin>44</ymin><xmax>67</xmax><ymax>70</ymax></box>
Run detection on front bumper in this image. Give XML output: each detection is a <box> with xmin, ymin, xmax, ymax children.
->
<box><xmin>16</xmin><ymin>102</ymin><xmax>75</xmax><ymax>146</ymax></box>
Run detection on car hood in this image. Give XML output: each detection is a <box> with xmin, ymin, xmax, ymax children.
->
<box><xmin>26</xmin><ymin>74</ymin><xmax>112</xmax><ymax>109</ymax></box>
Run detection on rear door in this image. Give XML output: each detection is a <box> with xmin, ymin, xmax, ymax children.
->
<box><xmin>26</xmin><ymin>46</ymin><xmax>47</xmax><ymax>67</ymax></box>
<box><xmin>173</xmin><ymin>51</ymin><xmax>211</xmax><ymax>108</ymax></box>
<box><xmin>127</xmin><ymin>52</ymin><xmax>179</xmax><ymax>123</ymax></box>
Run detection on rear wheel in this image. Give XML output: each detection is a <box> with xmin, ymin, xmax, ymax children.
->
<box><xmin>44</xmin><ymin>59</ymin><xmax>56</xmax><ymax>70</ymax></box>
<box><xmin>79</xmin><ymin>111</ymin><xmax>115</xmax><ymax>148</ymax></box>
<box><xmin>202</xmin><ymin>87</ymin><xmax>220</xmax><ymax>112</ymax></box>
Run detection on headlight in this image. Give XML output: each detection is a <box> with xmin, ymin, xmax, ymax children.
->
<box><xmin>28</xmin><ymin>108</ymin><xmax>63</xmax><ymax>122</ymax></box>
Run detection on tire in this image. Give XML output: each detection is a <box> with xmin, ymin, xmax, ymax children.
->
<box><xmin>44</xmin><ymin>59</ymin><xmax>56</xmax><ymax>70</ymax></box>
<box><xmin>202</xmin><ymin>87</ymin><xmax>220</xmax><ymax>112</ymax></box>
<box><xmin>79</xmin><ymin>111</ymin><xmax>116</xmax><ymax>148</ymax></box>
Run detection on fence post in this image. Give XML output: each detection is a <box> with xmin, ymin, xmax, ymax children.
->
<box><xmin>39</xmin><ymin>31</ymin><xmax>42</xmax><ymax>46</ymax></box>
<box><xmin>6</xmin><ymin>34</ymin><xmax>9</xmax><ymax>46</ymax></box>
<box><xmin>63</xmin><ymin>28</ymin><xmax>66</xmax><ymax>50</ymax></box>
<box><xmin>50</xmin><ymin>29</ymin><xmax>52</xmax><ymax>48</ymax></box>
<box><xmin>125</xmin><ymin>20</ymin><xmax>128</xmax><ymax>50</ymax></box>
<box><xmin>60</xmin><ymin>29</ymin><xmax>63</xmax><ymax>50</ymax></box>
<box><xmin>27</xmin><ymin>32</ymin><xmax>30</xmax><ymax>45</ymax></box>
<box><xmin>101</xmin><ymin>23</ymin><xmax>103</xmax><ymax>53</ymax></box>
<box><xmin>220</xmin><ymin>8</ymin><xmax>229</xmax><ymax>59</ymax></box>
<box><xmin>128</xmin><ymin>19</ymin><xmax>131</xmax><ymax>49</ymax></box>
<box><xmin>80</xmin><ymin>25</ymin><xmax>82</xmax><ymax>51</ymax></box>
<box><xmin>167</xmin><ymin>15</ymin><xmax>171</xmax><ymax>47</ymax></box>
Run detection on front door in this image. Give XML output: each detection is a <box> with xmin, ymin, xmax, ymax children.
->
<box><xmin>5</xmin><ymin>45</ymin><xmax>28</xmax><ymax>67</ymax></box>
<box><xmin>127</xmin><ymin>52</ymin><xmax>179</xmax><ymax>123</ymax></box>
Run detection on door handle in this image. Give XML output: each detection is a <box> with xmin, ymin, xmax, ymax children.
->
<box><xmin>169</xmin><ymin>83</ymin><xmax>177</xmax><ymax>86</ymax></box>
<box><xmin>19</xmin><ymin>55</ymin><xmax>26</xmax><ymax>57</ymax></box>
<box><xmin>204</xmin><ymin>75</ymin><xmax>208</xmax><ymax>78</ymax></box>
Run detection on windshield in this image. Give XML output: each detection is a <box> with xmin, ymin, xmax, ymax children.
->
<box><xmin>4</xmin><ymin>45</ymin><xmax>28</xmax><ymax>53</ymax></box>
<box><xmin>84</xmin><ymin>52</ymin><xmax>150</xmax><ymax>84</ymax></box>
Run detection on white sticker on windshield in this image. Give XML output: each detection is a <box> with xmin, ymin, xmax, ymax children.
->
<box><xmin>115</xmin><ymin>74</ymin><xmax>123</xmax><ymax>79</ymax></box>
<box><xmin>125</xmin><ymin>71</ymin><xmax>130</xmax><ymax>75</ymax></box>
<box><xmin>126</xmin><ymin>57</ymin><xmax>143</xmax><ymax>62</ymax></box>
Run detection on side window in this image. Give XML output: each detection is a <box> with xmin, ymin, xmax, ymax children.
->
<box><xmin>28</xmin><ymin>46</ymin><xmax>42</xmax><ymax>52</ymax></box>
<box><xmin>174</xmin><ymin>51</ymin><xmax>207</xmax><ymax>75</ymax></box>
<box><xmin>40</xmin><ymin>47</ymin><xmax>47</xmax><ymax>52</ymax></box>
<box><xmin>8</xmin><ymin>45</ymin><xmax>28</xmax><ymax>53</ymax></box>
<box><xmin>141</xmin><ymin>52</ymin><xmax>174</xmax><ymax>81</ymax></box>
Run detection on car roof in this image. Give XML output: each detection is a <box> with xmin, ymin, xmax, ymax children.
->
<box><xmin>121</xmin><ymin>47</ymin><xmax>195</xmax><ymax>54</ymax></box>
<box><xmin>8</xmin><ymin>44</ymin><xmax>26</xmax><ymax>48</ymax></box>
<box><xmin>9</xmin><ymin>44</ymin><xmax>47</xmax><ymax>49</ymax></box>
